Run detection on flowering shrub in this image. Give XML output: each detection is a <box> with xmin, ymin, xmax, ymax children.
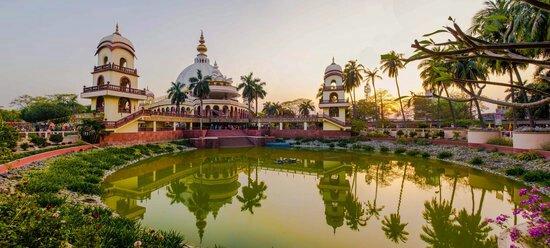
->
<box><xmin>487</xmin><ymin>187</ymin><xmax>549</xmax><ymax>247</ymax></box>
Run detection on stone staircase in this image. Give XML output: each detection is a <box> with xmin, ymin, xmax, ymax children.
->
<box><xmin>218</xmin><ymin>136</ymin><xmax>254</xmax><ymax>148</ymax></box>
<box><xmin>206</xmin><ymin>129</ymin><xmax>248</xmax><ymax>137</ymax></box>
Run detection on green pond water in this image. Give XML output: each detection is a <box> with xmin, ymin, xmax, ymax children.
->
<box><xmin>102</xmin><ymin>147</ymin><xmax>525</xmax><ymax>248</ymax></box>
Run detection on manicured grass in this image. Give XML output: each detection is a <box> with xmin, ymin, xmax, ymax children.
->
<box><xmin>0</xmin><ymin>143</ymin><xmax>188</xmax><ymax>247</ymax></box>
<box><xmin>0</xmin><ymin>142</ymin><xmax>84</xmax><ymax>164</ymax></box>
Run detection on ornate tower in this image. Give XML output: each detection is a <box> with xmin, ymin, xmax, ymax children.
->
<box><xmin>81</xmin><ymin>24</ymin><xmax>146</xmax><ymax>124</ymax></box>
<box><xmin>318</xmin><ymin>58</ymin><xmax>350</xmax><ymax>130</ymax></box>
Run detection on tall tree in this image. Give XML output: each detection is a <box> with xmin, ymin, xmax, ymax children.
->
<box><xmin>189</xmin><ymin>70</ymin><xmax>211</xmax><ymax>130</ymax></box>
<box><xmin>452</xmin><ymin>59</ymin><xmax>488</xmax><ymax>127</ymax></box>
<box><xmin>253</xmin><ymin>81</ymin><xmax>267</xmax><ymax>117</ymax></box>
<box><xmin>298</xmin><ymin>100</ymin><xmax>315</xmax><ymax>116</ymax></box>
<box><xmin>238</xmin><ymin>72</ymin><xmax>261</xmax><ymax>116</ymax></box>
<box><xmin>343</xmin><ymin>60</ymin><xmax>365</xmax><ymax>117</ymax></box>
<box><xmin>364</xmin><ymin>67</ymin><xmax>383</xmax><ymax>125</ymax></box>
<box><xmin>380</xmin><ymin>51</ymin><xmax>407</xmax><ymax>122</ymax></box>
<box><xmin>167</xmin><ymin>81</ymin><xmax>188</xmax><ymax>113</ymax></box>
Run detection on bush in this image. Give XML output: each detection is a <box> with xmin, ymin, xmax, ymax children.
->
<box><xmin>486</xmin><ymin>137</ymin><xmax>513</xmax><ymax>147</ymax></box>
<box><xmin>29</xmin><ymin>134</ymin><xmax>46</xmax><ymax>147</ymax></box>
<box><xmin>383</xmin><ymin>130</ymin><xmax>390</xmax><ymax>136</ymax></box>
<box><xmin>379</xmin><ymin>146</ymin><xmax>389</xmax><ymax>153</ymax></box>
<box><xmin>420</xmin><ymin>151</ymin><xmax>431</xmax><ymax>158</ymax></box>
<box><xmin>49</xmin><ymin>133</ymin><xmax>63</xmax><ymax>144</ymax></box>
<box><xmin>406</xmin><ymin>149</ymin><xmax>419</xmax><ymax>156</ymax></box>
<box><xmin>436</xmin><ymin>130</ymin><xmax>445</xmax><ymax>139</ymax></box>
<box><xmin>505</xmin><ymin>167</ymin><xmax>526</xmax><ymax>177</ymax></box>
<box><xmin>414</xmin><ymin>138</ymin><xmax>431</xmax><ymax>146</ymax></box>
<box><xmin>437</xmin><ymin>151</ymin><xmax>453</xmax><ymax>159</ymax></box>
<box><xmin>363</xmin><ymin>145</ymin><xmax>375</xmax><ymax>152</ymax></box>
<box><xmin>523</xmin><ymin>170</ymin><xmax>550</xmax><ymax>183</ymax></box>
<box><xmin>396</xmin><ymin>130</ymin><xmax>404</xmax><ymax>137</ymax></box>
<box><xmin>329</xmin><ymin>143</ymin><xmax>335</xmax><ymax>148</ymax></box>
<box><xmin>20</xmin><ymin>142</ymin><xmax>30</xmax><ymax>151</ymax></box>
<box><xmin>36</xmin><ymin>193</ymin><xmax>65</xmax><ymax>208</ymax></box>
<box><xmin>469</xmin><ymin>157</ymin><xmax>484</xmax><ymax>165</ymax></box>
<box><xmin>0</xmin><ymin>121</ymin><xmax>19</xmax><ymax>149</ymax></box>
<box><xmin>394</xmin><ymin>147</ymin><xmax>407</xmax><ymax>154</ymax></box>
<box><xmin>515</xmin><ymin>151</ymin><xmax>543</xmax><ymax>161</ymax></box>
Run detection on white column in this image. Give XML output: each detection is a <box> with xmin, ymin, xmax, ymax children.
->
<box><xmin>189</xmin><ymin>122</ymin><xmax>193</xmax><ymax>130</ymax></box>
<box><xmin>257</xmin><ymin>123</ymin><xmax>261</xmax><ymax>130</ymax></box>
<box><xmin>153</xmin><ymin>121</ymin><xmax>157</xmax><ymax>132</ymax></box>
<box><xmin>304</xmin><ymin>122</ymin><xmax>308</xmax><ymax>130</ymax></box>
<box><xmin>279</xmin><ymin>122</ymin><xmax>283</xmax><ymax>130</ymax></box>
<box><xmin>173</xmin><ymin>122</ymin><xmax>177</xmax><ymax>131</ymax></box>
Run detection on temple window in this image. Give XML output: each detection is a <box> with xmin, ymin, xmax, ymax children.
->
<box><xmin>97</xmin><ymin>75</ymin><xmax>105</xmax><ymax>86</ymax></box>
<box><xmin>329</xmin><ymin>107</ymin><xmax>339</xmax><ymax>117</ymax></box>
<box><xmin>329</xmin><ymin>92</ymin><xmax>339</xmax><ymax>103</ymax></box>
<box><xmin>103</xmin><ymin>56</ymin><xmax>108</xmax><ymax>65</ymax></box>
<box><xmin>119</xmin><ymin>57</ymin><xmax>127</xmax><ymax>67</ymax></box>
<box><xmin>118</xmin><ymin>98</ymin><xmax>131</xmax><ymax>113</ymax></box>
<box><xmin>120</xmin><ymin>77</ymin><xmax>130</xmax><ymax>89</ymax></box>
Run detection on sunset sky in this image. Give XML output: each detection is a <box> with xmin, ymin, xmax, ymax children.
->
<box><xmin>1</xmin><ymin>0</ymin><xmax>515</xmax><ymax>111</ymax></box>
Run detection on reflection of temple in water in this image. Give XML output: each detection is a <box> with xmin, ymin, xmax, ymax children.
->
<box><xmin>101</xmin><ymin>148</ymin><xmax>525</xmax><ymax>243</ymax></box>
<box><xmin>317</xmin><ymin>162</ymin><xmax>352</xmax><ymax>233</ymax></box>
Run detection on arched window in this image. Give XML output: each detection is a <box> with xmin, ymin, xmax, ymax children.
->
<box><xmin>329</xmin><ymin>107</ymin><xmax>339</xmax><ymax>117</ymax></box>
<box><xmin>205</xmin><ymin>106</ymin><xmax>211</xmax><ymax>117</ymax></box>
<box><xmin>213</xmin><ymin>105</ymin><xmax>220</xmax><ymax>117</ymax></box>
<box><xmin>329</xmin><ymin>92</ymin><xmax>339</xmax><ymax>103</ymax></box>
<box><xmin>120</xmin><ymin>77</ymin><xmax>130</xmax><ymax>89</ymax></box>
<box><xmin>97</xmin><ymin>75</ymin><xmax>105</xmax><ymax>86</ymax></box>
<box><xmin>118</xmin><ymin>98</ymin><xmax>131</xmax><ymax>113</ymax></box>
<box><xmin>96</xmin><ymin>96</ymin><xmax>104</xmax><ymax>112</ymax></box>
<box><xmin>103</xmin><ymin>56</ymin><xmax>109</xmax><ymax>65</ymax></box>
<box><xmin>119</xmin><ymin>58</ymin><xmax>127</xmax><ymax>67</ymax></box>
<box><xmin>330</xmin><ymin>80</ymin><xmax>336</xmax><ymax>89</ymax></box>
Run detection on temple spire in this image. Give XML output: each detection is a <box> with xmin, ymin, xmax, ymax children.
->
<box><xmin>332</xmin><ymin>57</ymin><xmax>335</xmax><ymax>64</ymax></box>
<box><xmin>197</xmin><ymin>30</ymin><xmax>208</xmax><ymax>54</ymax></box>
<box><xmin>114</xmin><ymin>22</ymin><xmax>120</xmax><ymax>34</ymax></box>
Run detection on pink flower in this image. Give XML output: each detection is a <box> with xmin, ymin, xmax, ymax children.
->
<box><xmin>510</xmin><ymin>227</ymin><xmax>521</xmax><ymax>242</ymax></box>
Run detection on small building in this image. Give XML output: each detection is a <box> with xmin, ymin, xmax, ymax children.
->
<box><xmin>318</xmin><ymin>58</ymin><xmax>351</xmax><ymax>131</ymax></box>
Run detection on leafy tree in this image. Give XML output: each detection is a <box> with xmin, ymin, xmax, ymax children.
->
<box><xmin>452</xmin><ymin>59</ymin><xmax>488</xmax><ymax>127</ymax></box>
<box><xmin>298</xmin><ymin>100</ymin><xmax>315</xmax><ymax>116</ymax></box>
<box><xmin>380</xmin><ymin>51</ymin><xmax>407</xmax><ymax>122</ymax></box>
<box><xmin>167</xmin><ymin>81</ymin><xmax>188</xmax><ymax>113</ymax></box>
<box><xmin>18</xmin><ymin>94</ymin><xmax>87</xmax><ymax>123</ymax></box>
<box><xmin>0</xmin><ymin>121</ymin><xmax>19</xmax><ymax>149</ymax></box>
<box><xmin>77</xmin><ymin>119</ymin><xmax>105</xmax><ymax>144</ymax></box>
<box><xmin>189</xmin><ymin>70</ymin><xmax>212</xmax><ymax>129</ymax></box>
<box><xmin>49</xmin><ymin>133</ymin><xmax>63</xmax><ymax>144</ymax></box>
<box><xmin>356</xmin><ymin>89</ymin><xmax>398</xmax><ymax>124</ymax></box>
<box><xmin>253</xmin><ymin>80</ymin><xmax>267</xmax><ymax>117</ymax></box>
<box><xmin>0</xmin><ymin>109</ymin><xmax>21</xmax><ymax>122</ymax></box>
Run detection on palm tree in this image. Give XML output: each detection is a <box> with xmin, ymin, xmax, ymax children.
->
<box><xmin>418</xmin><ymin>56</ymin><xmax>457</xmax><ymax>126</ymax></box>
<box><xmin>298</xmin><ymin>100</ymin><xmax>315</xmax><ymax>116</ymax></box>
<box><xmin>364</xmin><ymin>67</ymin><xmax>382</xmax><ymax>125</ymax></box>
<box><xmin>253</xmin><ymin>81</ymin><xmax>267</xmax><ymax>117</ymax></box>
<box><xmin>380</xmin><ymin>51</ymin><xmax>407</xmax><ymax>122</ymax></box>
<box><xmin>167</xmin><ymin>81</ymin><xmax>188</xmax><ymax>113</ymax></box>
<box><xmin>452</xmin><ymin>59</ymin><xmax>488</xmax><ymax>127</ymax></box>
<box><xmin>316</xmin><ymin>84</ymin><xmax>324</xmax><ymax>99</ymax></box>
<box><xmin>262</xmin><ymin>101</ymin><xmax>282</xmax><ymax>116</ymax></box>
<box><xmin>189</xmin><ymin>70</ymin><xmax>211</xmax><ymax>130</ymax></box>
<box><xmin>365</xmin><ymin>163</ymin><xmax>385</xmax><ymax>221</ymax></box>
<box><xmin>343</xmin><ymin>60</ymin><xmax>365</xmax><ymax>117</ymax></box>
<box><xmin>238</xmin><ymin>72</ymin><xmax>261</xmax><ymax>116</ymax></box>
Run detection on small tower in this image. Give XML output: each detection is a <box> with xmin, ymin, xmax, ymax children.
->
<box><xmin>81</xmin><ymin>24</ymin><xmax>146</xmax><ymax>125</ymax></box>
<box><xmin>318</xmin><ymin>58</ymin><xmax>351</xmax><ymax>130</ymax></box>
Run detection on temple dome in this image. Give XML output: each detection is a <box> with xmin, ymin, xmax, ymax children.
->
<box><xmin>96</xmin><ymin>24</ymin><xmax>135</xmax><ymax>56</ymax></box>
<box><xmin>324</xmin><ymin>58</ymin><xmax>342</xmax><ymax>73</ymax></box>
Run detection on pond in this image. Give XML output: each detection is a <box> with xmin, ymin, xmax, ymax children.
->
<box><xmin>102</xmin><ymin>147</ymin><xmax>525</xmax><ymax>247</ymax></box>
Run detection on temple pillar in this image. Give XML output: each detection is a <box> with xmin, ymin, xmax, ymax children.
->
<box><xmin>173</xmin><ymin>122</ymin><xmax>177</xmax><ymax>131</ymax></box>
<box><xmin>153</xmin><ymin>121</ymin><xmax>157</xmax><ymax>132</ymax></box>
<box><xmin>189</xmin><ymin>122</ymin><xmax>193</xmax><ymax>130</ymax></box>
<box><xmin>279</xmin><ymin>122</ymin><xmax>283</xmax><ymax>130</ymax></box>
<box><xmin>304</xmin><ymin>122</ymin><xmax>308</xmax><ymax>130</ymax></box>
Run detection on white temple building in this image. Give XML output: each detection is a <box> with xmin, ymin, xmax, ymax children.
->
<box><xmin>146</xmin><ymin>31</ymin><xmax>249</xmax><ymax>118</ymax></box>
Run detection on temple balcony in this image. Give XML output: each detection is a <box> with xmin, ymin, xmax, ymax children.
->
<box><xmin>93</xmin><ymin>63</ymin><xmax>138</xmax><ymax>76</ymax></box>
<box><xmin>81</xmin><ymin>84</ymin><xmax>148</xmax><ymax>100</ymax></box>
<box><xmin>318</xmin><ymin>99</ymin><xmax>351</xmax><ymax>108</ymax></box>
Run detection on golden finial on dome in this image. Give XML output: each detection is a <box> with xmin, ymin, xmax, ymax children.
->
<box><xmin>197</xmin><ymin>30</ymin><xmax>207</xmax><ymax>54</ymax></box>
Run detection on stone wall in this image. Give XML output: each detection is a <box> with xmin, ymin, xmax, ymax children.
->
<box><xmin>268</xmin><ymin>129</ymin><xmax>351</xmax><ymax>139</ymax></box>
<box><xmin>100</xmin><ymin>130</ymin><xmax>185</xmax><ymax>146</ymax></box>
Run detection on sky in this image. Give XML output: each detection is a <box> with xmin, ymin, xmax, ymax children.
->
<box><xmin>1</xmin><ymin>0</ymin><xmax>512</xmax><ymax>111</ymax></box>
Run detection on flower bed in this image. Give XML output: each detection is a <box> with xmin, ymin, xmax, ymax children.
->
<box><xmin>0</xmin><ymin>142</ymin><xmax>192</xmax><ymax>247</ymax></box>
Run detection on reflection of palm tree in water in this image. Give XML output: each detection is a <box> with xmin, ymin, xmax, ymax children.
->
<box><xmin>166</xmin><ymin>180</ymin><xmax>188</xmax><ymax>205</ymax></box>
<box><xmin>237</xmin><ymin>159</ymin><xmax>268</xmax><ymax>214</ymax></box>
<box><xmin>365</xmin><ymin>163</ymin><xmax>385</xmax><ymax>221</ymax></box>
<box><xmin>344</xmin><ymin>163</ymin><xmax>367</xmax><ymax>230</ymax></box>
<box><xmin>381</xmin><ymin>162</ymin><xmax>409</xmax><ymax>244</ymax></box>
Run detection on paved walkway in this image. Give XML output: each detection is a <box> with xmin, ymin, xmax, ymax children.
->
<box><xmin>0</xmin><ymin>144</ymin><xmax>95</xmax><ymax>174</ymax></box>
